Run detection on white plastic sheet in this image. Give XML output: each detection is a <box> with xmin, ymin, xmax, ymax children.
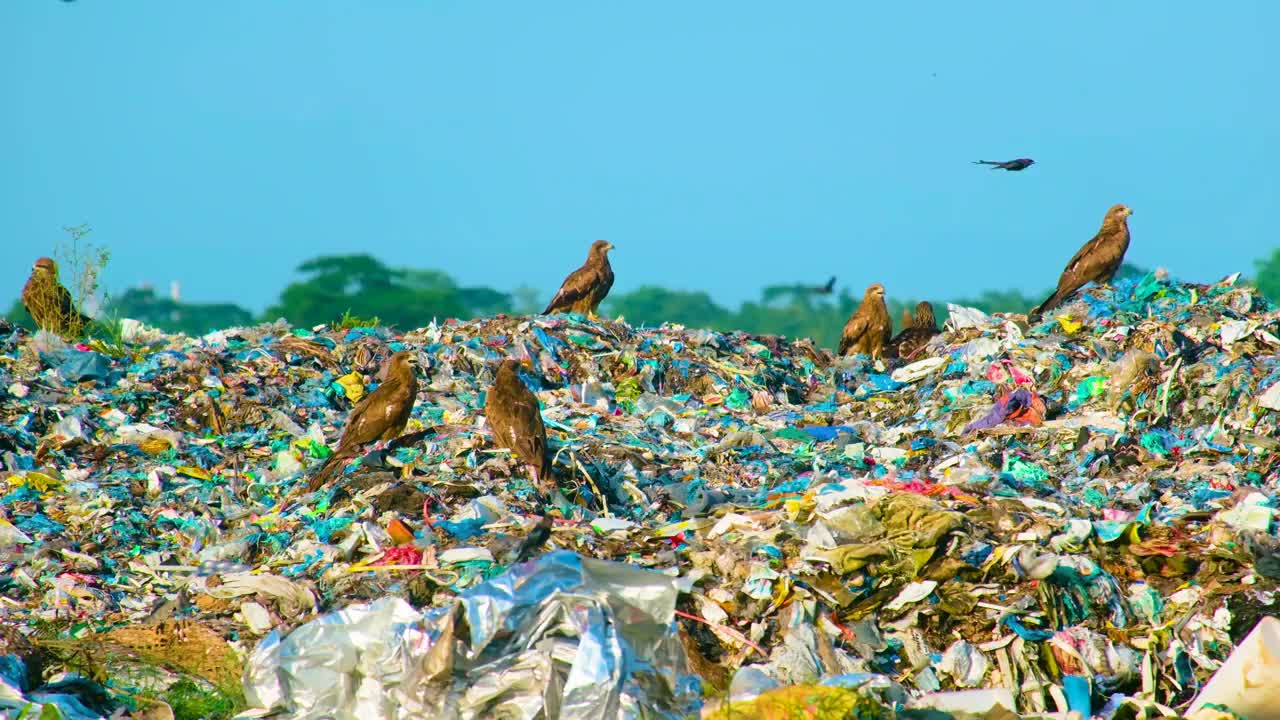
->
<box><xmin>240</xmin><ymin>551</ymin><xmax>700</xmax><ymax>720</ymax></box>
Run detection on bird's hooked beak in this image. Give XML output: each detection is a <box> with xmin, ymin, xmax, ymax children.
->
<box><xmin>605</xmin><ymin>242</ymin><xmax>615</xmax><ymax>252</ymax></box>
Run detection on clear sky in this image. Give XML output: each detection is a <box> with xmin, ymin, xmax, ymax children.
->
<box><xmin>3</xmin><ymin>2</ymin><xmax>1277</xmax><ymax>313</ymax></box>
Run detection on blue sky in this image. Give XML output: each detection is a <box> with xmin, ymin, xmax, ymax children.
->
<box><xmin>3</xmin><ymin>2</ymin><xmax>1277</xmax><ymax>314</ymax></box>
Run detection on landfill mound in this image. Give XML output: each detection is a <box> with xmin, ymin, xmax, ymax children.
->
<box><xmin>2</xmin><ymin>272</ymin><xmax>1280</xmax><ymax>719</ymax></box>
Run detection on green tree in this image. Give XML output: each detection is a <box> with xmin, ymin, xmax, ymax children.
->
<box><xmin>510</xmin><ymin>285</ymin><xmax>544</xmax><ymax>315</ymax></box>
<box><xmin>734</xmin><ymin>293</ymin><xmax>852</xmax><ymax>348</ymax></box>
<box><xmin>1114</xmin><ymin>262</ymin><xmax>1150</xmax><ymax>281</ymax></box>
<box><xmin>107</xmin><ymin>286</ymin><xmax>254</xmax><ymax>335</ymax></box>
<box><xmin>948</xmin><ymin>288</ymin><xmax>1041</xmax><ymax>317</ymax></box>
<box><xmin>607</xmin><ymin>286</ymin><xmax>734</xmax><ymax>330</ymax></box>
<box><xmin>265</xmin><ymin>254</ymin><xmax>511</xmax><ymax>330</ymax></box>
<box><xmin>1253</xmin><ymin>249</ymin><xmax>1280</xmax><ymax>302</ymax></box>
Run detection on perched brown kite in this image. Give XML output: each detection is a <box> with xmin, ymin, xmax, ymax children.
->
<box><xmin>887</xmin><ymin>301</ymin><xmax>940</xmax><ymax>360</ymax></box>
<box><xmin>485</xmin><ymin>359</ymin><xmax>555</xmax><ymax>496</ymax></box>
<box><xmin>838</xmin><ymin>283</ymin><xmax>891</xmax><ymax>358</ymax></box>
<box><xmin>22</xmin><ymin>257</ymin><xmax>91</xmax><ymax>339</ymax></box>
<box><xmin>542</xmin><ymin>240</ymin><xmax>615</xmax><ymax>318</ymax></box>
<box><xmin>308</xmin><ymin>351</ymin><xmax>420</xmax><ymax>490</ymax></box>
<box><xmin>1030</xmin><ymin>204</ymin><xmax>1133</xmax><ymax>320</ymax></box>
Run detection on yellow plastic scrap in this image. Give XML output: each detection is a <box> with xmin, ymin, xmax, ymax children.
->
<box><xmin>335</xmin><ymin>372</ymin><xmax>365</xmax><ymax>403</ymax></box>
<box><xmin>1126</xmin><ymin>522</ymin><xmax>1143</xmax><ymax>544</ymax></box>
<box><xmin>7</xmin><ymin>471</ymin><xmax>65</xmax><ymax>495</ymax></box>
<box><xmin>1057</xmin><ymin>315</ymin><xmax>1083</xmax><ymax>335</ymax></box>
<box><xmin>808</xmin><ymin>543</ymin><xmax>891</xmax><ymax>575</ymax></box>
<box><xmin>766</xmin><ymin>575</ymin><xmax>794</xmax><ymax>614</ymax></box>
<box><xmin>783</xmin><ymin>496</ymin><xmax>812</xmax><ymax>523</ymax></box>
<box><xmin>176</xmin><ymin>466</ymin><xmax>212</xmax><ymax>482</ymax></box>
<box><xmin>909</xmin><ymin>546</ymin><xmax>938</xmax><ymax>574</ymax></box>
<box><xmin>705</xmin><ymin>684</ymin><xmax>892</xmax><ymax>720</ymax></box>
<box><xmin>873</xmin><ymin>492</ymin><xmax>965</xmax><ymax>549</ymax></box>
<box><xmin>138</xmin><ymin>437</ymin><xmax>173</xmax><ymax>455</ymax></box>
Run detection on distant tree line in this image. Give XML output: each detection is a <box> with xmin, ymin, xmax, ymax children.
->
<box><xmin>7</xmin><ymin>250</ymin><xmax>1280</xmax><ymax>349</ymax></box>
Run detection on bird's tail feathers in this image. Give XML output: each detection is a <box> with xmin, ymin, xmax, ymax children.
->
<box><xmin>307</xmin><ymin>449</ymin><xmax>353</xmax><ymax>492</ymax></box>
<box><xmin>537</xmin><ymin>456</ymin><xmax>557</xmax><ymax>495</ymax></box>
<box><xmin>1028</xmin><ymin>291</ymin><xmax>1064</xmax><ymax>322</ymax></box>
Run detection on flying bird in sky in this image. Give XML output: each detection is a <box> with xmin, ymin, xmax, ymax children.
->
<box><xmin>22</xmin><ymin>257</ymin><xmax>91</xmax><ymax>339</ymax></box>
<box><xmin>813</xmin><ymin>276</ymin><xmax>836</xmax><ymax>295</ymax></box>
<box><xmin>837</xmin><ymin>283</ymin><xmax>891</xmax><ymax>358</ymax></box>
<box><xmin>1029</xmin><ymin>203</ymin><xmax>1134</xmax><ymax>320</ymax></box>
<box><xmin>887</xmin><ymin>301</ymin><xmax>940</xmax><ymax>360</ymax></box>
<box><xmin>973</xmin><ymin>158</ymin><xmax>1035</xmax><ymax>171</ymax></box>
<box><xmin>308</xmin><ymin>351</ymin><xmax>420</xmax><ymax>490</ymax></box>
<box><xmin>542</xmin><ymin>240</ymin><xmax>615</xmax><ymax>318</ymax></box>
<box><xmin>485</xmin><ymin>358</ymin><xmax>556</xmax><ymax>498</ymax></box>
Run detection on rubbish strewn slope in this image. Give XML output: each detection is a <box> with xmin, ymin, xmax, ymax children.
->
<box><xmin>2</xmin><ymin>272</ymin><xmax>1279</xmax><ymax>719</ymax></box>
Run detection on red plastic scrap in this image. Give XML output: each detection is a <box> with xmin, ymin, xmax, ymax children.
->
<box><xmin>373</xmin><ymin>545</ymin><xmax>424</xmax><ymax>567</ymax></box>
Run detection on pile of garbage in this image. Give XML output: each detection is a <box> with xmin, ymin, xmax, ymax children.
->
<box><xmin>3</xmin><ymin>271</ymin><xmax>1280</xmax><ymax>719</ymax></box>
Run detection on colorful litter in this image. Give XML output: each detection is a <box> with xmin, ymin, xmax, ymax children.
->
<box><xmin>1</xmin><ymin>272</ymin><xmax>1280</xmax><ymax>719</ymax></box>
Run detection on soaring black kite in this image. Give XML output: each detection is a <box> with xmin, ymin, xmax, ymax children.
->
<box><xmin>974</xmin><ymin>158</ymin><xmax>1035</xmax><ymax>171</ymax></box>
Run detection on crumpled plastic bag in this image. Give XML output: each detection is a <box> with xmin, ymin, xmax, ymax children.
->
<box><xmin>202</xmin><ymin>572</ymin><xmax>317</xmax><ymax>616</ymax></box>
<box><xmin>42</xmin><ymin>349</ymin><xmax>117</xmax><ymax>383</ymax></box>
<box><xmin>0</xmin><ymin>662</ymin><xmax>111</xmax><ymax>720</ymax></box>
<box><xmin>242</xmin><ymin>550</ymin><xmax>701</xmax><ymax>719</ymax></box>
<box><xmin>945</xmin><ymin>304</ymin><xmax>995</xmax><ymax>330</ymax></box>
<box><xmin>964</xmin><ymin>387</ymin><xmax>1047</xmax><ymax>433</ymax></box>
<box><xmin>120</xmin><ymin>318</ymin><xmax>167</xmax><ymax>344</ymax></box>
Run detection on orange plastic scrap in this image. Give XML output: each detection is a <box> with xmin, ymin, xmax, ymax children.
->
<box><xmin>386</xmin><ymin>517</ymin><xmax>416</xmax><ymax>545</ymax></box>
<box><xmin>1004</xmin><ymin>389</ymin><xmax>1047</xmax><ymax>426</ymax></box>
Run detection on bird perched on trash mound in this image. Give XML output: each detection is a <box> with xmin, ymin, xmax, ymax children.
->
<box><xmin>1029</xmin><ymin>203</ymin><xmax>1133</xmax><ymax>321</ymax></box>
<box><xmin>485</xmin><ymin>358</ymin><xmax>557</xmax><ymax>499</ymax></box>
<box><xmin>22</xmin><ymin>257</ymin><xmax>91</xmax><ymax>340</ymax></box>
<box><xmin>838</xmin><ymin>283</ymin><xmax>891</xmax><ymax>359</ymax></box>
<box><xmin>307</xmin><ymin>350</ymin><xmax>420</xmax><ymax>491</ymax></box>
<box><xmin>887</xmin><ymin>300</ymin><xmax>939</xmax><ymax>359</ymax></box>
<box><xmin>543</xmin><ymin>240</ymin><xmax>615</xmax><ymax>318</ymax></box>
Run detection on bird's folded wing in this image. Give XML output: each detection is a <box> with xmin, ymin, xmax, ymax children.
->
<box><xmin>843</xmin><ymin>313</ymin><xmax>869</xmax><ymax>342</ymax></box>
<box><xmin>1061</xmin><ymin>233</ymin><xmax>1109</xmax><ymax>277</ymax></box>
<box><xmin>342</xmin><ymin>377</ymin><xmax>407</xmax><ymax>446</ymax></box>
<box><xmin>545</xmin><ymin>265</ymin><xmax>598</xmax><ymax>311</ymax></box>
<box><xmin>54</xmin><ymin>284</ymin><xmax>77</xmax><ymax>315</ymax></box>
